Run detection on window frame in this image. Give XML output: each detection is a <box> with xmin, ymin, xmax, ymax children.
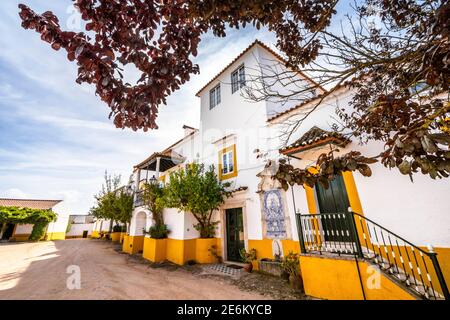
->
<box><xmin>209</xmin><ymin>84</ymin><xmax>221</xmax><ymax>109</ymax></box>
<box><xmin>218</xmin><ymin>144</ymin><xmax>237</xmax><ymax>180</ymax></box>
<box><xmin>231</xmin><ymin>64</ymin><xmax>245</xmax><ymax>94</ymax></box>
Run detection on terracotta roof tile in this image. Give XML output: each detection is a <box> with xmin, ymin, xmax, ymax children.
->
<box><xmin>280</xmin><ymin>126</ymin><xmax>350</xmax><ymax>155</ymax></box>
<box><xmin>0</xmin><ymin>198</ymin><xmax>62</xmax><ymax>210</ymax></box>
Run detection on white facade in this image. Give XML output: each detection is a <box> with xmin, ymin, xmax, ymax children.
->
<box><xmin>129</xmin><ymin>40</ymin><xmax>449</xmax><ymax>261</ymax></box>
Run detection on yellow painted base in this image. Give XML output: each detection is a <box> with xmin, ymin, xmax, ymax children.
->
<box><xmin>120</xmin><ymin>232</ymin><xmax>126</xmax><ymax>243</ymax></box>
<box><xmin>91</xmin><ymin>231</ymin><xmax>100</xmax><ymax>239</ymax></box>
<box><xmin>122</xmin><ymin>235</ymin><xmax>144</xmax><ymax>254</ymax></box>
<box><xmin>247</xmin><ymin>239</ymin><xmax>300</xmax><ymax>270</ymax></box>
<box><xmin>110</xmin><ymin>232</ymin><xmax>120</xmax><ymax>242</ymax></box>
<box><xmin>46</xmin><ymin>232</ymin><xmax>66</xmax><ymax>240</ymax></box>
<box><xmin>9</xmin><ymin>234</ymin><xmax>30</xmax><ymax>242</ymax></box>
<box><xmin>166</xmin><ymin>238</ymin><xmax>196</xmax><ymax>265</ymax></box>
<box><xmin>143</xmin><ymin>237</ymin><xmax>167</xmax><ymax>262</ymax></box>
<box><xmin>139</xmin><ymin>237</ymin><xmax>221</xmax><ymax>265</ymax></box>
<box><xmin>195</xmin><ymin>238</ymin><xmax>218</xmax><ymax>264</ymax></box>
<box><xmin>434</xmin><ymin>247</ymin><xmax>450</xmax><ymax>286</ymax></box>
<box><xmin>300</xmin><ymin>255</ymin><xmax>416</xmax><ymax>300</ymax></box>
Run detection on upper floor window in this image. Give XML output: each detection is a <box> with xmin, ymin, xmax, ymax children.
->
<box><xmin>231</xmin><ymin>65</ymin><xmax>245</xmax><ymax>94</ymax></box>
<box><xmin>219</xmin><ymin>144</ymin><xmax>237</xmax><ymax>180</ymax></box>
<box><xmin>209</xmin><ymin>84</ymin><xmax>221</xmax><ymax>109</ymax></box>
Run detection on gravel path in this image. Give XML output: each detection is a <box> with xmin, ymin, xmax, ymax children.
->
<box><xmin>0</xmin><ymin>239</ymin><xmax>268</xmax><ymax>300</ymax></box>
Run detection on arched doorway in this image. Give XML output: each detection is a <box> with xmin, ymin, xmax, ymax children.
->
<box><xmin>134</xmin><ymin>211</ymin><xmax>147</xmax><ymax>236</ymax></box>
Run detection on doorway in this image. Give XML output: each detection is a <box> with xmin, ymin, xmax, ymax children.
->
<box><xmin>225</xmin><ymin>208</ymin><xmax>244</xmax><ymax>262</ymax></box>
<box><xmin>315</xmin><ymin>174</ymin><xmax>354</xmax><ymax>242</ymax></box>
<box><xmin>1</xmin><ymin>223</ymin><xmax>15</xmax><ymax>240</ymax></box>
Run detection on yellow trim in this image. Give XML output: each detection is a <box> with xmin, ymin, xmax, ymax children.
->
<box><xmin>143</xmin><ymin>237</ymin><xmax>167</xmax><ymax>262</ymax></box>
<box><xmin>342</xmin><ymin>171</ymin><xmax>364</xmax><ymax>214</ymax></box>
<box><xmin>195</xmin><ymin>238</ymin><xmax>217</xmax><ymax>264</ymax></box>
<box><xmin>46</xmin><ymin>232</ymin><xmax>66</xmax><ymax>240</ymax></box>
<box><xmin>122</xmin><ymin>235</ymin><xmax>145</xmax><ymax>254</ymax></box>
<box><xmin>9</xmin><ymin>234</ymin><xmax>30</xmax><ymax>242</ymax></box>
<box><xmin>218</xmin><ymin>144</ymin><xmax>237</xmax><ymax>180</ymax></box>
<box><xmin>300</xmin><ymin>255</ymin><xmax>416</xmax><ymax>300</ymax></box>
<box><xmin>91</xmin><ymin>231</ymin><xmax>100</xmax><ymax>239</ymax></box>
<box><xmin>140</xmin><ymin>238</ymin><xmax>222</xmax><ymax>265</ymax></box>
<box><xmin>305</xmin><ymin>185</ymin><xmax>317</xmax><ymax>214</ymax></box>
<box><xmin>110</xmin><ymin>232</ymin><xmax>121</xmax><ymax>242</ymax></box>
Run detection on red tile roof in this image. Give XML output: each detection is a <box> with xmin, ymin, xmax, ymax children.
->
<box><xmin>195</xmin><ymin>39</ymin><xmax>325</xmax><ymax>97</ymax></box>
<box><xmin>280</xmin><ymin>126</ymin><xmax>350</xmax><ymax>155</ymax></box>
<box><xmin>0</xmin><ymin>198</ymin><xmax>62</xmax><ymax>210</ymax></box>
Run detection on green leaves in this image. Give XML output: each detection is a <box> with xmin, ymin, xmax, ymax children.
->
<box><xmin>164</xmin><ymin>163</ymin><xmax>231</xmax><ymax>238</ymax></box>
<box><xmin>90</xmin><ymin>172</ymin><xmax>133</xmax><ymax>224</ymax></box>
<box><xmin>0</xmin><ymin>206</ymin><xmax>56</xmax><ymax>224</ymax></box>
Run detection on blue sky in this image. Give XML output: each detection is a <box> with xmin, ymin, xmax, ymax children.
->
<box><xmin>0</xmin><ymin>1</ymin><xmax>277</xmax><ymax>215</ymax></box>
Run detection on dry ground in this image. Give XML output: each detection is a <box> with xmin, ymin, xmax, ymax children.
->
<box><xmin>0</xmin><ymin>239</ymin><xmax>268</xmax><ymax>300</ymax></box>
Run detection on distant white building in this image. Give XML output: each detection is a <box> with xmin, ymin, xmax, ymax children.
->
<box><xmin>65</xmin><ymin>214</ymin><xmax>94</xmax><ymax>238</ymax></box>
<box><xmin>0</xmin><ymin>198</ymin><xmax>68</xmax><ymax>241</ymax></box>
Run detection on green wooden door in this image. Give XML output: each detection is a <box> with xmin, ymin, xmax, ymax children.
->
<box><xmin>315</xmin><ymin>175</ymin><xmax>353</xmax><ymax>242</ymax></box>
<box><xmin>226</xmin><ymin>208</ymin><xmax>245</xmax><ymax>262</ymax></box>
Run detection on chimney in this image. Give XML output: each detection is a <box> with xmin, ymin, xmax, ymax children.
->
<box><xmin>183</xmin><ymin>125</ymin><xmax>197</xmax><ymax>136</ymax></box>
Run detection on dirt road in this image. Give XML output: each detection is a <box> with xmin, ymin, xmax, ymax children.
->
<box><xmin>0</xmin><ymin>239</ymin><xmax>267</xmax><ymax>300</ymax></box>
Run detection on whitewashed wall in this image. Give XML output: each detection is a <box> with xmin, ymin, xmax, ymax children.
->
<box><xmin>66</xmin><ymin>223</ymin><xmax>93</xmax><ymax>237</ymax></box>
<box><xmin>14</xmin><ymin>224</ymin><xmax>33</xmax><ymax>234</ymax></box>
<box><xmin>270</xmin><ymin>88</ymin><xmax>450</xmax><ymax>248</ymax></box>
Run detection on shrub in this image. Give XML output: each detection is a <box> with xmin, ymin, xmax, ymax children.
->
<box><xmin>112</xmin><ymin>224</ymin><xmax>126</xmax><ymax>232</ymax></box>
<box><xmin>145</xmin><ymin>224</ymin><xmax>170</xmax><ymax>239</ymax></box>
<box><xmin>29</xmin><ymin>221</ymin><xmax>48</xmax><ymax>241</ymax></box>
<box><xmin>281</xmin><ymin>251</ymin><xmax>300</xmax><ymax>277</ymax></box>
<box><xmin>239</xmin><ymin>248</ymin><xmax>257</xmax><ymax>263</ymax></box>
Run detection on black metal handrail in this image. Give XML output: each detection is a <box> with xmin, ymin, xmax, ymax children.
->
<box><xmin>295</xmin><ymin>211</ymin><xmax>449</xmax><ymax>300</ymax></box>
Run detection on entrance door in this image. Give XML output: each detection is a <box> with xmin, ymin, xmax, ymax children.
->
<box><xmin>82</xmin><ymin>230</ymin><xmax>88</xmax><ymax>238</ymax></box>
<box><xmin>315</xmin><ymin>174</ymin><xmax>353</xmax><ymax>242</ymax></box>
<box><xmin>226</xmin><ymin>208</ymin><xmax>244</xmax><ymax>262</ymax></box>
<box><xmin>1</xmin><ymin>223</ymin><xmax>15</xmax><ymax>240</ymax></box>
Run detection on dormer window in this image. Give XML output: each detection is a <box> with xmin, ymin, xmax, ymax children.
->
<box><xmin>231</xmin><ymin>64</ymin><xmax>245</xmax><ymax>94</ymax></box>
<box><xmin>209</xmin><ymin>84</ymin><xmax>221</xmax><ymax>109</ymax></box>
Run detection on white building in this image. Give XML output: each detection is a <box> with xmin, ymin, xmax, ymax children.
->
<box><xmin>65</xmin><ymin>214</ymin><xmax>94</xmax><ymax>238</ymax></box>
<box><xmin>125</xmin><ymin>40</ymin><xmax>450</xmax><ymax>300</ymax></box>
<box><xmin>0</xmin><ymin>198</ymin><xmax>68</xmax><ymax>241</ymax></box>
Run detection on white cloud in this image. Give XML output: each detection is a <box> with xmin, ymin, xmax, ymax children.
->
<box><xmin>0</xmin><ymin>0</ymin><xmax>276</xmax><ymax>214</ymax></box>
<box><xmin>2</xmin><ymin>188</ymin><xmax>29</xmax><ymax>199</ymax></box>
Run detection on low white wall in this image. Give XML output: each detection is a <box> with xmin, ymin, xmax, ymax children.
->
<box><xmin>14</xmin><ymin>224</ymin><xmax>33</xmax><ymax>234</ymax></box>
<box><xmin>66</xmin><ymin>223</ymin><xmax>93</xmax><ymax>237</ymax></box>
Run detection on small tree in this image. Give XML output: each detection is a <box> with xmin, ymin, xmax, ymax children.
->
<box><xmin>165</xmin><ymin>163</ymin><xmax>231</xmax><ymax>238</ymax></box>
<box><xmin>90</xmin><ymin>171</ymin><xmax>133</xmax><ymax>231</ymax></box>
<box><xmin>142</xmin><ymin>180</ymin><xmax>169</xmax><ymax>239</ymax></box>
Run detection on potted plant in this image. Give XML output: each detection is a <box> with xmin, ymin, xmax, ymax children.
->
<box><xmin>281</xmin><ymin>251</ymin><xmax>303</xmax><ymax>291</ymax></box>
<box><xmin>240</xmin><ymin>248</ymin><xmax>257</xmax><ymax>272</ymax></box>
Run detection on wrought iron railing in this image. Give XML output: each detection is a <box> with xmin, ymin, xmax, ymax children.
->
<box><xmin>295</xmin><ymin>211</ymin><xmax>449</xmax><ymax>300</ymax></box>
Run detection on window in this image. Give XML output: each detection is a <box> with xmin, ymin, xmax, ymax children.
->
<box><xmin>209</xmin><ymin>84</ymin><xmax>221</xmax><ymax>109</ymax></box>
<box><xmin>219</xmin><ymin>144</ymin><xmax>237</xmax><ymax>180</ymax></box>
<box><xmin>231</xmin><ymin>65</ymin><xmax>245</xmax><ymax>94</ymax></box>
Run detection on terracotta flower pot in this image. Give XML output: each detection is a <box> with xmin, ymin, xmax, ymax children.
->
<box><xmin>243</xmin><ymin>262</ymin><xmax>253</xmax><ymax>273</ymax></box>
